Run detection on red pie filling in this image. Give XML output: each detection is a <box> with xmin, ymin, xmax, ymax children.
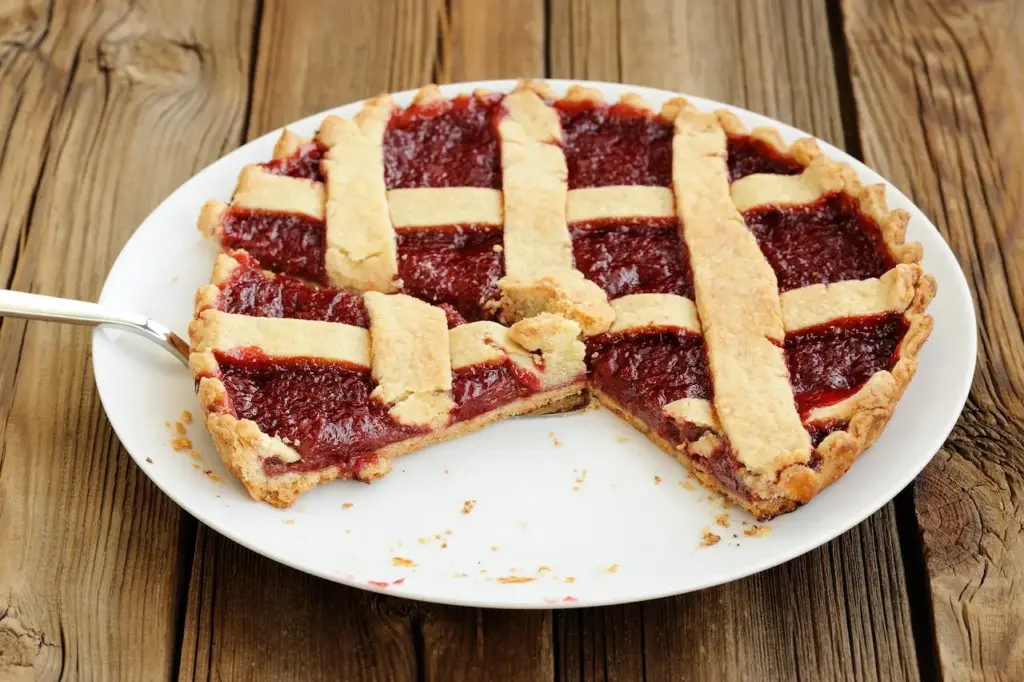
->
<box><xmin>557</xmin><ymin>100</ymin><xmax>673</xmax><ymax>189</ymax></box>
<box><xmin>217</xmin><ymin>252</ymin><xmax>367</xmax><ymax>326</ymax></box>
<box><xmin>570</xmin><ymin>218</ymin><xmax>694</xmax><ymax>299</ymax></box>
<box><xmin>262</xmin><ymin>142</ymin><xmax>325</xmax><ymax>182</ymax></box>
<box><xmin>743</xmin><ymin>192</ymin><xmax>895</xmax><ymax>292</ymax></box>
<box><xmin>384</xmin><ymin>94</ymin><xmax>504</xmax><ymax>189</ymax></box>
<box><xmin>805</xmin><ymin>419</ymin><xmax>850</xmax><ymax>448</ymax></box>
<box><xmin>587</xmin><ymin>330</ymin><xmax>712</xmax><ymax>443</ymax></box>
<box><xmin>396</xmin><ymin>225</ymin><xmax>504</xmax><ymax>322</ymax></box>
<box><xmin>726</xmin><ymin>134</ymin><xmax>804</xmax><ymax>182</ymax></box>
<box><xmin>785</xmin><ymin>313</ymin><xmax>908</xmax><ymax>417</ymax></box>
<box><xmin>219</xmin><ymin>209</ymin><xmax>328</xmax><ymax>285</ymax></box>
<box><xmin>214</xmin><ymin>351</ymin><xmax>424</xmax><ymax>477</ymax></box>
<box><xmin>451</xmin><ymin>359</ymin><xmax>542</xmax><ymax>423</ymax></box>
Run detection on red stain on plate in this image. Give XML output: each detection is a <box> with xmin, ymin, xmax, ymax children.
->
<box><xmin>368</xmin><ymin>577</ymin><xmax>407</xmax><ymax>589</ymax></box>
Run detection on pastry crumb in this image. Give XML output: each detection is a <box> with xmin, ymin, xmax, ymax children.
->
<box><xmin>497</xmin><ymin>576</ymin><xmax>534</xmax><ymax>584</ymax></box>
<box><xmin>538</xmin><ymin>566</ymin><xmax>551</xmax><ymax>574</ymax></box>
<box><xmin>392</xmin><ymin>556</ymin><xmax>416</xmax><ymax>567</ymax></box>
<box><xmin>180</xmin><ymin>410</ymin><xmax>193</xmax><ymax>424</ymax></box>
<box><xmin>453</xmin><ymin>572</ymin><xmax>468</xmax><ymax>578</ymax></box>
<box><xmin>615</xmin><ymin>436</ymin><xmax>630</xmax><ymax>443</ymax></box>
<box><xmin>603</xmin><ymin>563</ymin><xmax>620</xmax><ymax>574</ymax></box>
<box><xmin>170</xmin><ymin>436</ymin><xmax>192</xmax><ymax>451</ymax></box>
<box><xmin>564</xmin><ymin>576</ymin><xmax>576</xmax><ymax>584</ymax></box>
<box><xmin>548</xmin><ymin>431</ymin><xmax>563</xmax><ymax>447</ymax></box>
<box><xmin>284</xmin><ymin>519</ymin><xmax>295</xmax><ymax>525</ymax></box>
<box><xmin>700</xmin><ymin>529</ymin><xmax>721</xmax><ymax>547</ymax></box>
<box><xmin>444</xmin><ymin>468</ymin><xmax>449</xmax><ymax>474</ymax></box>
<box><xmin>444</xmin><ymin>529</ymin><xmax>453</xmax><ymax>535</ymax></box>
<box><xmin>171</xmin><ymin>275</ymin><xmax>179</xmax><ymax>282</ymax></box>
<box><xmin>175</xmin><ymin>421</ymin><xmax>187</xmax><ymax>435</ymax></box>
<box><xmin>461</xmin><ymin>500</ymin><xmax>476</xmax><ymax>514</ymax></box>
<box><xmin>654</xmin><ymin>475</ymin><xmax>662</xmax><ymax>485</ymax></box>
<box><xmin>192</xmin><ymin>463</ymin><xmax>201</xmax><ymax>471</ymax></box>
<box><xmin>574</xmin><ymin>468</ymin><xmax>587</xmax><ymax>484</ymax></box>
<box><xmin>490</xmin><ymin>545</ymin><xmax>500</xmax><ymax>552</ymax></box>
<box><xmin>715</xmin><ymin>513</ymin><xmax>730</xmax><ymax>528</ymax></box>
<box><xmin>679</xmin><ymin>481</ymin><xmax>696</xmax><ymax>491</ymax></box>
<box><xmin>203</xmin><ymin>469</ymin><xmax>221</xmax><ymax>483</ymax></box>
<box><xmin>345</xmin><ymin>529</ymin><xmax>351</xmax><ymax>534</ymax></box>
<box><xmin>744</xmin><ymin>525</ymin><xmax>772</xmax><ymax>537</ymax></box>
<box><xmin>145</xmin><ymin>457</ymin><xmax>153</xmax><ymax>464</ymax></box>
<box><xmin>163</xmin><ymin>420</ymin><xmax>171</xmax><ymax>429</ymax></box>
<box><xmin>572</xmin><ymin>486</ymin><xmax>580</xmax><ymax>493</ymax></box>
<box><xmin>342</xmin><ymin>503</ymin><xmax>354</xmax><ymax>509</ymax></box>
<box><xmin>188</xmin><ymin>449</ymin><xmax>202</xmax><ymax>461</ymax></box>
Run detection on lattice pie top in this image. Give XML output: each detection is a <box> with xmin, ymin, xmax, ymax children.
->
<box><xmin>191</xmin><ymin>82</ymin><xmax>934</xmax><ymax>519</ymax></box>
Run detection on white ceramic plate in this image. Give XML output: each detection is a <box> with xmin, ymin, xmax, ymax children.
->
<box><xmin>93</xmin><ymin>80</ymin><xmax>976</xmax><ymax>608</ymax></box>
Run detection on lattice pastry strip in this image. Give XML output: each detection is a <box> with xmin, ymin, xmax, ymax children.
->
<box><xmin>189</xmin><ymin>295</ymin><xmax>587</xmax><ymax>507</ymax></box>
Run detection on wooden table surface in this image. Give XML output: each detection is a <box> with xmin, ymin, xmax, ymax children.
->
<box><xmin>0</xmin><ymin>0</ymin><xmax>1019</xmax><ymax>679</ymax></box>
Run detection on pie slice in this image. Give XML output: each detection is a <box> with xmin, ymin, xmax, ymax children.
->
<box><xmin>189</xmin><ymin>289</ymin><xmax>586</xmax><ymax>507</ymax></box>
<box><xmin>191</xmin><ymin>81</ymin><xmax>935</xmax><ymax>519</ymax></box>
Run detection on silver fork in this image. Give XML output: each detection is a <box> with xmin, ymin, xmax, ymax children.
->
<box><xmin>0</xmin><ymin>290</ymin><xmax>190</xmax><ymax>366</ymax></box>
<box><xmin>0</xmin><ymin>289</ymin><xmax>586</xmax><ymax>416</ymax></box>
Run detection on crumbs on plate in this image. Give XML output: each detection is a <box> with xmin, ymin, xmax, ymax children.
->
<box><xmin>715</xmin><ymin>513</ymin><xmax>730</xmax><ymax>528</ymax></box>
<box><xmin>744</xmin><ymin>525</ymin><xmax>772</xmax><ymax>537</ymax></box>
<box><xmin>700</xmin><ymin>529</ymin><xmax>721</xmax><ymax>547</ymax></box>
<box><xmin>497</xmin><ymin>576</ymin><xmax>534</xmax><ymax>584</ymax></box>
<box><xmin>461</xmin><ymin>500</ymin><xmax>476</xmax><ymax>514</ymax></box>
<box><xmin>392</xmin><ymin>557</ymin><xmax>416</xmax><ymax>568</ymax></box>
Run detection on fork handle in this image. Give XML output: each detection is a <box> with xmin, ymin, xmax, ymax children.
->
<box><xmin>0</xmin><ymin>289</ymin><xmax>190</xmax><ymax>366</ymax></box>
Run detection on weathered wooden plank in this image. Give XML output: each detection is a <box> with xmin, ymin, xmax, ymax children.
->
<box><xmin>843</xmin><ymin>1</ymin><xmax>1024</xmax><ymax>679</ymax></box>
<box><xmin>0</xmin><ymin>0</ymin><xmax>257</xmax><ymax>678</ymax></box>
<box><xmin>250</xmin><ymin>0</ymin><xmax>442</xmax><ymax>133</ymax></box>
<box><xmin>549</xmin><ymin>2</ymin><xmax>918</xmax><ymax>680</ymax></box>
<box><xmin>437</xmin><ymin>0</ymin><xmax>545</xmax><ymax>83</ymax></box>
<box><xmin>176</xmin><ymin>2</ymin><xmax>439</xmax><ymax>680</ymax></box>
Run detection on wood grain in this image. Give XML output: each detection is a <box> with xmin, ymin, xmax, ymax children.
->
<box><xmin>177</xmin><ymin>2</ymin><xmax>439</xmax><ymax>680</ymax></box>
<box><xmin>0</xmin><ymin>0</ymin><xmax>256</xmax><ymax>679</ymax></box>
<box><xmin>842</xmin><ymin>1</ymin><xmax>1024</xmax><ymax>679</ymax></box>
<box><xmin>437</xmin><ymin>0</ymin><xmax>545</xmax><ymax>83</ymax></box>
<box><xmin>550</xmin><ymin>2</ymin><xmax>919</xmax><ymax>680</ymax></box>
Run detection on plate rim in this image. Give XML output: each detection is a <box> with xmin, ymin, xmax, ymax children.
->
<box><xmin>93</xmin><ymin>78</ymin><xmax>977</xmax><ymax>609</ymax></box>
